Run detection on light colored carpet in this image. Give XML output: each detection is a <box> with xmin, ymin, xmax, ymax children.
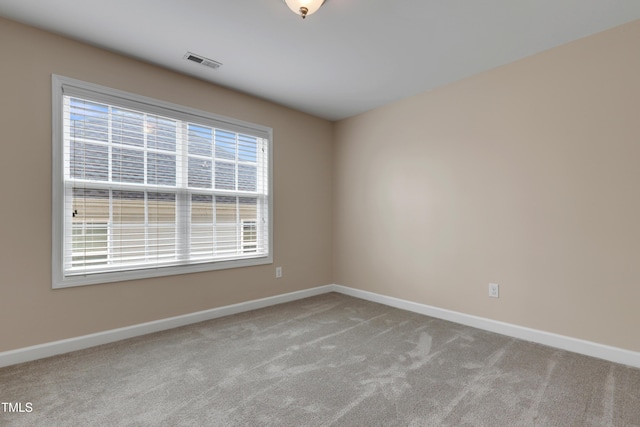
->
<box><xmin>1</xmin><ymin>292</ymin><xmax>639</xmax><ymax>426</ymax></box>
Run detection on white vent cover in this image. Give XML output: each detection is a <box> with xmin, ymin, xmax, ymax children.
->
<box><xmin>183</xmin><ymin>52</ymin><xmax>222</xmax><ymax>70</ymax></box>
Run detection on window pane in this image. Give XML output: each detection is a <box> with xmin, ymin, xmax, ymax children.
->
<box><xmin>112</xmin><ymin>227</ymin><xmax>146</xmax><ymax>263</ymax></box>
<box><xmin>242</xmin><ymin>221</ymin><xmax>257</xmax><ymax>253</ymax></box>
<box><xmin>112</xmin><ymin>190</ymin><xmax>146</xmax><ymax>263</ymax></box>
<box><xmin>216</xmin><ymin>196</ymin><xmax>237</xmax><ymax>254</ymax></box>
<box><xmin>215</xmin><ymin>161</ymin><xmax>235</xmax><ymax>190</ymax></box>
<box><xmin>147</xmin><ymin>226</ymin><xmax>176</xmax><ymax>261</ymax></box>
<box><xmin>239</xmin><ymin>197</ymin><xmax>257</xmax><ymax>217</ymax></box>
<box><xmin>215</xmin><ymin>225</ymin><xmax>237</xmax><ymax>255</ymax></box>
<box><xmin>147</xmin><ymin>192</ymin><xmax>176</xmax><ymax>223</ymax></box>
<box><xmin>188</xmin><ymin>124</ymin><xmax>213</xmax><ymax>157</ymax></box>
<box><xmin>70</xmin><ymin>142</ymin><xmax>109</xmax><ymax>181</ymax></box>
<box><xmin>148</xmin><ymin>192</ymin><xmax>176</xmax><ymax>261</ymax></box>
<box><xmin>72</xmin><ymin>188</ymin><xmax>110</xmax><ymax>223</ymax></box>
<box><xmin>112</xmin><ymin>107</ymin><xmax>144</xmax><ymax>147</ymax></box>
<box><xmin>71</xmin><ymin>188</ymin><xmax>110</xmax><ymax>268</ymax></box>
<box><xmin>69</xmin><ymin>98</ymin><xmax>108</xmax><ymax>142</ymax></box>
<box><xmin>147</xmin><ymin>152</ymin><xmax>176</xmax><ymax>186</ymax></box>
<box><xmin>238</xmin><ymin>134</ymin><xmax>257</xmax><ymax>162</ymax></box>
<box><xmin>188</xmin><ymin>158</ymin><xmax>212</xmax><ymax>188</ymax></box>
<box><xmin>215</xmin><ymin>130</ymin><xmax>236</xmax><ymax>160</ymax></box>
<box><xmin>238</xmin><ymin>164</ymin><xmax>257</xmax><ymax>192</ymax></box>
<box><xmin>72</xmin><ymin>223</ymin><xmax>108</xmax><ymax>267</ymax></box>
<box><xmin>215</xmin><ymin>196</ymin><xmax>236</xmax><ymax>221</ymax></box>
<box><xmin>112</xmin><ymin>147</ymin><xmax>144</xmax><ymax>183</ymax></box>
<box><xmin>191</xmin><ymin>195</ymin><xmax>214</xmax><ymax>257</ymax></box>
<box><xmin>191</xmin><ymin>194</ymin><xmax>213</xmax><ymax>223</ymax></box>
<box><xmin>146</xmin><ymin>116</ymin><xmax>176</xmax><ymax>151</ymax></box>
<box><xmin>112</xmin><ymin>190</ymin><xmax>145</xmax><ymax>224</ymax></box>
<box><xmin>240</xmin><ymin>198</ymin><xmax>258</xmax><ymax>253</ymax></box>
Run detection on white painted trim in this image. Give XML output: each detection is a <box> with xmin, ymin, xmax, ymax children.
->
<box><xmin>332</xmin><ymin>284</ymin><xmax>640</xmax><ymax>369</ymax></box>
<box><xmin>3</xmin><ymin>283</ymin><xmax>639</xmax><ymax>370</ymax></box>
<box><xmin>0</xmin><ymin>285</ymin><xmax>333</xmax><ymax>368</ymax></box>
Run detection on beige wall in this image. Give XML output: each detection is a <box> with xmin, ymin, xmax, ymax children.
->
<box><xmin>0</xmin><ymin>18</ymin><xmax>333</xmax><ymax>352</ymax></box>
<box><xmin>334</xmin><ymin>20</ymin><xmax>640</xmax><ymax>352</ymax></box>
<box><xmin>2</xmin><ymin>15</ymin><xmax>640</xmax><ymax>356</ymax></box>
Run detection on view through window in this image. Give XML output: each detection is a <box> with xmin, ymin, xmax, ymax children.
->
<box><xmin>52</xmin><ymin>76</ymin><xmax>272</xmax><ymax>288</ymax></box>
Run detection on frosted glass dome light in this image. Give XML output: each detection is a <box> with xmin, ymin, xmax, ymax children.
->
<box><xmin>283</xmin><ymin>0</ymin><xmax>326</xmax><ymax>19</ymax></box>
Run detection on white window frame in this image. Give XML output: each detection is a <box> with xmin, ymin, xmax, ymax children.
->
<box><xmin>52</xmin><ymin>75</ymin><xmax>273</xmax><ymax>288</ymax></box>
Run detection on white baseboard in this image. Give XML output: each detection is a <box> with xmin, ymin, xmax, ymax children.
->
<box><xmin>3</xmin><ymin>283</ymin><xmax>639</xmax><ymax>370</ymax></box>
<box><xmin>332</xmin><ymin>284</ymin><xmax>640</xmax><ymax>369</ymax></box>
<box><xmin>0</xmin><ymin>285</ymin><xmax>333</xmax><ymax>368</ymax></box>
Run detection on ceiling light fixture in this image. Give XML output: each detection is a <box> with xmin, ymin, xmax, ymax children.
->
<box><xmin>283</xmin><ymin>0</ymin><xmax>326</xmax><ymax>19</ymax></box>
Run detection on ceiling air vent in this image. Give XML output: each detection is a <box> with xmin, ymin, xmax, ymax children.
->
<box><xmin>183</xmin><ymin>52</ymin><xmax>222</xmax><ymax>70</ymax></box>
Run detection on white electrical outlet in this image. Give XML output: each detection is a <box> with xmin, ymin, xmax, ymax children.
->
<box><xmin>275</xmin><ymin>267</ymin><xmax>282</xmax><ymax>278</ymax></box>
<box><xmin>489</xmin><ymin>283</ymin><xmax>499</xmax><ymax>298</ymax></box>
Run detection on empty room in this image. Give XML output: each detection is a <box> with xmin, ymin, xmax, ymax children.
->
<box><xmin>1</xmin><ymin>1</ymin><xmax>640</xmax><ymax>425</ymax></box>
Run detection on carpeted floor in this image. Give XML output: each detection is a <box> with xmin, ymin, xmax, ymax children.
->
<box><xmin>1</xmin><ymin>292</ymin><xmax>639</xmax><ymax>426</ymax></box>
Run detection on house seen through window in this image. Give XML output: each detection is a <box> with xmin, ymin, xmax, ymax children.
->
<box><xmin>53</xmin><ymin>75</ymin><xmax>272</xmax><ymax>288</ymax></box>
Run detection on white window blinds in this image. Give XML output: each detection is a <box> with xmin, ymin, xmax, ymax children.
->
<box><xmin>52</xmin><ymin>75</ymin><xmax>272</xmax><ymax>288</ymax></box>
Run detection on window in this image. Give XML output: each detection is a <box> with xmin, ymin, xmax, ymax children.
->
<box><xmin>52</xmin><ymin>75</ymin><xmax>272</xmax><ymax>288</ymax></box>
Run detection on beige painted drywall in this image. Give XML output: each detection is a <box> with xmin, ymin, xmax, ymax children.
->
<box><xmin>0</xmin><ymin>17</ymin><xmax>333</xmax><ymax>352</ymax></box>
<box><xmin>334</xmin><ymin>20</ymin><xmax>640</xmax><ymax>352</ymax></box>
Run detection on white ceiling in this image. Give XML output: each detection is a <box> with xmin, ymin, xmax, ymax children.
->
<box><xmin>1</xmin><ymin>1</ymin><xmax>639</xmax><ymax>121</ymax></box>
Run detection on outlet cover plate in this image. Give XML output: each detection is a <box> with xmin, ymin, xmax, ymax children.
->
<box><xmin>489</xmin><ymin>283</ymin><xmax>499</xmax><ymax>298</ymax></box>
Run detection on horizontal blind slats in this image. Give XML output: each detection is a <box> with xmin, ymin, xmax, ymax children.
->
<box><xmin>62</xmin><ymin>91</ymin><xmax>270</xmax><ymax>280</ymax></box>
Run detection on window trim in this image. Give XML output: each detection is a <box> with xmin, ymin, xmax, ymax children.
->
<box><xmin>52</xmin><ymin>74</ymin><xmax>273</xmax><ymax>289</ymax></box>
